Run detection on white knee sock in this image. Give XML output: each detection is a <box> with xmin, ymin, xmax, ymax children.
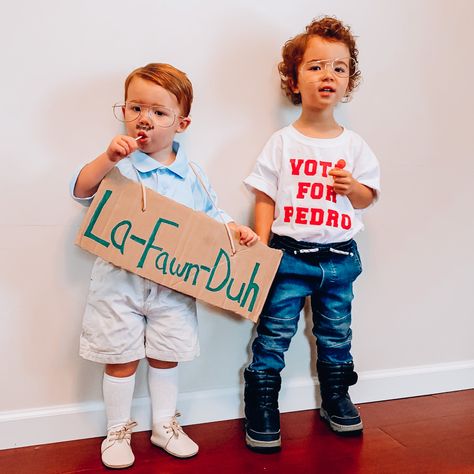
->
<box><xmin>148</xmin><ymin>365</ymin><xmax>179</xmax><ymax>426</ymax></box>
<box><xmin>103</xmin><ymin>372</ymin><xmax>136</xmax><ymax>430</ymax></box>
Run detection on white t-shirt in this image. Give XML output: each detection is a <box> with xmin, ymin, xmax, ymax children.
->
<box><xmin>244</xmin><ymin>125</ymin><xmax>381</xmax><ymax>244</ymax></box>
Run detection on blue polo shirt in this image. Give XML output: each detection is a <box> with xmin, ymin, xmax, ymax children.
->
<box><xmin>71</xmin><ymin>141</ymin><xmax>232</xmax><ymax>223</ymax></box>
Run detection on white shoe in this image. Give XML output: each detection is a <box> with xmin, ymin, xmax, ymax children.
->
<box><xmin>101</xmin><ymin>421</ymin><xmax>137</xmax><ymax>469</ymax></box>
<box><xmin>151</xmin><ymin>413</ymin><xmax>199</xmax><ymax>458</ymax></box>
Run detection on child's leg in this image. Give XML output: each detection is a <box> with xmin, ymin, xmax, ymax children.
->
<box><xmin>80</xmin><ymin>265</ymin><xmax>148</xmax><ymax>468</ymax></box>
<box><xmin>101</xmin><ymin>361</ymin><xmax>139</xmax><ymax>469</ymax></box>
<box><xmin>245</xmin><ymin>252</ymin><xmax>313</xmax><ymax>452</ymax></box>
<box><xmin>103</xmin><ymin>361</ymin><xmax>139</xmax><ymax>429</ymax></box>
<box><xmin>311</xmin><ymin>240</ymin><xmax>363</xmax><ymax>434</ymax></box>
<box><xmin>147</xmin><ymin>360</ymin><xmax>179</xmax><ymax>425</ymax></box>
<box><xmin>147</xmin><ymin>358</ymin><xmax>198</xmax><ymax>458</ymax></box>
<box><xmin>144</xmin><ymin>285</ymin><xmax>199</xmax><ymax>458</ymax></box>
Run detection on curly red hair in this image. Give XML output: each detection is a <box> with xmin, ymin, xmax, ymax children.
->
<box><xmin>278</xmin><ymin>16</ymin><xmax>361</xmax><ymax>104</ymax></box>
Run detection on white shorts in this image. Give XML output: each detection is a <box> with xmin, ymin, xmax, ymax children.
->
<box><xmin>80</xmin><ymin>259</ymin><xmax>199</xmax><ymax>364</ymax></box>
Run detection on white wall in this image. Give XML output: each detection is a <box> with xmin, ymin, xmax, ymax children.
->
<box><xmin>1</xmin><ymin>0</ymin><xmax>473</xmax><ymax>449</ymax></box>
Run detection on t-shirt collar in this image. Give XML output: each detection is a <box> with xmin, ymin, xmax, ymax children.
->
<box><xmin>128</xmin><ymin>141</ymin><xmax>189</xmax><ymax>178</ymax></box>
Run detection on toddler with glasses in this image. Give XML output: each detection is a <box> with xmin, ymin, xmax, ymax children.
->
<box><xmin>243</xmin><ymin>16</ymin><xmax>381</xmax><ymax>451</ymax></box>
<box><xmin>71</xmin><ymin>63</ymin><xmax>258</xmax><ymax>469</ymax></box>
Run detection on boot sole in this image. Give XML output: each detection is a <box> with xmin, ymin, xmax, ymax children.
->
<box><xmin>320</xmin><ymin>407</ymin><xmax>363</xmax><ymax>434</ymax></box>
<box><xmin>245</xmin><ymin>432</ymin><xmax>281</xmax><ymax>452</ymax></box>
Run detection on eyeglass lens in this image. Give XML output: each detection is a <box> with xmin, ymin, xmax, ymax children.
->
<box><xmin>113</xmin><ymin>103</ymin><xmax>176</xmax><ymax>127</ymax></box>
<box><xmin>305</xmin><ymin>58</ymin><xmax>356</xmax><ymax>77</ymax></box>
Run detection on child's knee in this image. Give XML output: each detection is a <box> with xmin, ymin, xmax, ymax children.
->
<box><xmin>105</xmin><ymin>360</ymin><xmax>140</xmax><ymax>377</ymax></box>
<box><xmin>147</xmin><ymin>358</ymin><xmax>178</xmax><ymax>369</ymax></box>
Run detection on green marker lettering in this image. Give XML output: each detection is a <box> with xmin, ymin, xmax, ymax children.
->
<box><xmin>155</xmin><ymin>250</ymin><xmax>169</xmax><ymax>274</ymax></box>
<box><xmin>136</xmin><ymin>218</ymin><xmax>178</xmax><ymax>269</ymax></box>
<box><xmin>240</xmin><ymin>263</ymin><xmax>261</xmax><ymax>312</ymax></box>
<box><xmin>184</xmin><ymin>263</ymin><xmax>200</xmax><ymax>286</ymax></box>
<box><xmin>226</xmin><ymin>278</ymin><xmax>245</xmax><ymax>303</ymax></box>
<box><xmin>111</xmin><ymin>220</ymin><xmax>132</xmax><ymax>255</ymax></box>
<box><xmin>84</xmin><ymin>190</ymin><xmax>112</xmax><ymax>248</ymax></box>
<box><xmin>205</xmin><ymin>248</ymin><xmax>230</xmax><ymax>292</ymax></box>
<box><xmin>169</xmin><ymin>257</ymin><xmax>188</xmax><ymax>278</ymax></box>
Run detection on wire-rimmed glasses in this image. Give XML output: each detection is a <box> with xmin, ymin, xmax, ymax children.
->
<box><xmin>113</xmin><ymin>102</ymin><xmax>182</xmax><ymax>128</ymax></box>
<box><xmin>302</xmin><ymin>57</ymin><xmax>357</xmax><ymax>78</ymax></box>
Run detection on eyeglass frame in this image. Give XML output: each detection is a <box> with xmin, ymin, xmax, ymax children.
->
<box><xmin>301</xmin><ymin>57</ymin><xmax>358</xmax><ymax>78</ymax></box>
<box><xmin>112</xmin><ymin>102</ymin><xmax>185</xmax><ymax>128</ymax></box>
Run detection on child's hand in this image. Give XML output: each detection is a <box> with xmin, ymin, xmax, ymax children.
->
<box><xmin>105</xmin><ymin>135</ymin><xmax>138</xmax><ymax>163</ymax></box>
<box><xmin>329</xmin><ymin>166</ymin><xmax>356</xmax><ymax>196</ymax></box>
<box><xmin>236</xmin><ymin>225</ymin><xmax>260</xmax><ymax>246</ymax></box>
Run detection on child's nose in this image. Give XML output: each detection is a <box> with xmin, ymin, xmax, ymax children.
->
<box><xmin>324</xmin><ymin>64</ymin><xmax>334</xmax><ymax>76</ymax></box>
<box><xmin>138</xmin><ymin>109</ymin><xmax>153</xmax><ymax>125</ymax></box>
<box><xmin>321</xmin><ymin>66</ymin><xmax>335</xmax><ymax>80</ymax></box>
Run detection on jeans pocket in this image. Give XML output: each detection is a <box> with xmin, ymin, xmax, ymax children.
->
<box><xmin>350</xmin><ymin>242</ymin><xmax>363</xmax><ymax>275</ymax></box>
<box><xmin>327</xmin><ymin>243</ymin><xmax>362</xmax><ymax>282</ymax></box>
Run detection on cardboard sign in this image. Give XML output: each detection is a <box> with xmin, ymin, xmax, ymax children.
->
<box><xmin>75</xmin><ymin>168</ymin><xmax>282</xmax><ymax>322</ymax></box>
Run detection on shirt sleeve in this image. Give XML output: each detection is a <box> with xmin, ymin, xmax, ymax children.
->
<box><xmin>69</xmin><ymin>165</ymin><xmax>95</xmax><ymax>207</ymax></box>
<box><xmin>352</xmin><ymin>136</ymin><xmax>381</xmax><ymax>202</ymax></box>
<box><xmin>189</xmin><ymin>162</ymin><xmax>233</xmax><ymax>223</ymax></box>
<box><xmin>243</xmin><ymin>133</ymin><xmax>281</xmax><ymax>201</ymax></box>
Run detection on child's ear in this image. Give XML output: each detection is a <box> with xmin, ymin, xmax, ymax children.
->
<box><xmin>289</xmin><ymin>78</ymin><xmax>299</xmax><ymax>94</ymax></box>
<box><xmin>176</xmin><ymin>116</ymin><xmax>191</xmax><ymax>133</ymax></box>
<box><xmin>341</xmin><ymin>86</ymin><xmax>351</xmax><ymax>103</ymax></box>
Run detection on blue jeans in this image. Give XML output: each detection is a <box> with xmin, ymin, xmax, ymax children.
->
<box><xmin>249</xmin><ymin>235</ymin><xmax>362</xmax><ymax>373</ymax></box>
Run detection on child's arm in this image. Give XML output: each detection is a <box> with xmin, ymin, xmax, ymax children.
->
<box><xmin>74</xmin><ymin>135</ymin><xmax>138</xmax><ymax>198</ymax></box>
<box><xmin>329</xmin><ymin>167</ymin><xmax>376</xmax><ymax>209</ymax></box>
<box><xmin>188</xmin><ymin>161</ymin><xmax>259</xmax><ymax>246</ymax></box>
<box><xmin>254</xmin><ymin>190</ymin><xmax>275</xmax><ymax>245</ymax></box>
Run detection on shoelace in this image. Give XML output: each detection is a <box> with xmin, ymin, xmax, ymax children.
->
<box><xmin>108</xmin><ymin>420</ymin><xmax>138</xmax><ymax>441</ymax></box>
<box><xmin>163</xmin><ymin>413</ymin><xmax>185</xmax><ymax>438</ymax></box>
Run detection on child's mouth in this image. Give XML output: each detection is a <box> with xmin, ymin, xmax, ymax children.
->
<box><xmin>319</xmin><ymin>87</ymin><xmax>335</xmax><ymax>93</ymax></box>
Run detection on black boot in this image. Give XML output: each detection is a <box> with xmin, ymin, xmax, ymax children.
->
<box><xmin>244</xmin><ymin>368</ymin><xmax>282</xmax><ymax>451</ymax></box>
<box><xmin>317</xmin><ymin>360</ymin><xmax>363</xmax><ymax>434</ymax></box>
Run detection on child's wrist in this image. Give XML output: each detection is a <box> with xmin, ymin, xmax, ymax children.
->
<box><xmin>104</xmin><ymin>150</ymin><xmax>118</xmax><ymax>164</ymax></box>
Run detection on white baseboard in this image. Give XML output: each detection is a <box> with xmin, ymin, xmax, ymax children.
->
<box><xmin>1</xmin><ymin>360</ymin><xmax>473</xmax><ymax>450</ymax></box>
